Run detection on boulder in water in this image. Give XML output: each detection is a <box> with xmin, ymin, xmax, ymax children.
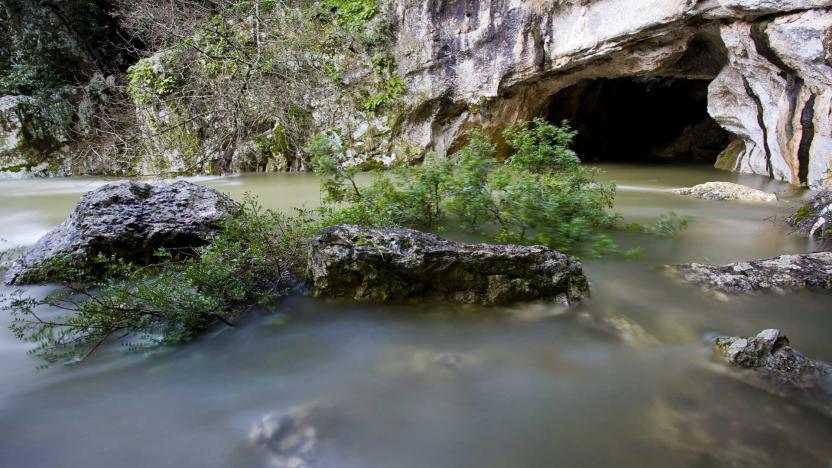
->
<box><xmin>788</xmin><ymin>191</ymin><xmax>831</xmax><ymax>249</ymax></box>
<box><xmin>665</xmin><ymin>252</ymin><xmax>832</xmax><ymax>295</ymax></box>
<box><xmin>5</xmin><ymin>180</ymin><xmax>237</xmax><ymax>284</ymax></box>
<box><xmin>308</xmin><ymin>224</ymin><xmax>589</xmax><ymax>305</ymax></box>
<box><xmin>714</xmin><ymin>329</ymin><xmax>832</xmax><ymax>418</ymax></box>
<box><xmin>670</xmin><ymin>182</ymin><xmax>777</xmax><ymax>202</ymax></box>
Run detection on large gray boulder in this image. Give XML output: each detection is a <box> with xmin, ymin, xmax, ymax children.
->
<box><xmin>309</xmin><ymin>225</ymin><xmax>589</xmax><ymax>305</ymax></box>
<box><xmin>666</xmin><ymin>252</ymin><xmax>832</xmax><ymax>294</ymax></box>
<box><xmin>714</xmin><ymin>329</ymin><xmax>832</xmax><ymax>417</ymax></box>
<box><xmin>5</xmin><ymin>180</ymin><xmax>236</xmax><ymax>284</ymax></box>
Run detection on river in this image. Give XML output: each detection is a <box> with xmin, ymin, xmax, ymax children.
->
<box><xmin>1</xmin><ymin>164</ymin><xmax>830</xmax><ymax>467</ymax></box>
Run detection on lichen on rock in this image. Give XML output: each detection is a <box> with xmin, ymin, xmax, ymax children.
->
<box><xmin>714</xmin><ymin>329</ymin><xmax>832</xmax><ymax>417</ymax></box>
<box><xmin>666</xmin><ymin>252</ymin><xmax>832</xmax><ymax>295</ymax></box>
<box><xmin>308</xmin><ymin>224</ymin><xmax>589</xmax><ymax>305</ymax></box>
<box><xmin>787</xmin><ymin>191</ymin><xmax>832</xmax><ymax>249</ymax></box>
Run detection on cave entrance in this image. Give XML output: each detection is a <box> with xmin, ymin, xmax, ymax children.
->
<box><xmin>545</xmin><ymin>77</ymin><xmax>730</xmax><ymax>163</ymax></box>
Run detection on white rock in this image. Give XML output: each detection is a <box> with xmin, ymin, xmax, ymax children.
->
<box><xmin>671</xmin><ymin>181</ymin><xmax>777</xmax><ymax>202</ymax></box>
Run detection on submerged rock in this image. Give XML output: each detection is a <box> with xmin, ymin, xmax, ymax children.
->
<box><xmin>788</xmin><ymin>191</ymin><xmax>831</xmax><ymax>249</ymax></box>
<box><xmin>578</xmin><ymin>312</ymin><xmax>660</xmax><ymax>347</ymax></box>
<box><xmin>666</xmin><ymin>252</ymin><xmax>832</xmax><ymax>295</ymax></box>
<box><xmin>647</xmin><ymin>389</ymin><xmax>832</xmax><ymax>467</ymax></box>
<box><xmin>309</xmin><ymin>224</ymin><xmax>589</xmax><ymax>305</ymax></box>
<box><xmin>714</xmin><ymin>329</ymin><xmax>832</xmax><ymax>417</ymax></box>
<box><xmin>249</xmin><ymin>405</ymin><xmax>318</xmax><ymax>468</ymax></box>
<box><xmin>380</xmin><ymin>348</ymin><xmax>481</xmax><ymax>377</ymax></box>
<box><xmin>670</xmin><ymin>182</ymin><xmax>777</xmax><ymax>202</ymax></box>
<box><xmin>6</xmin><ymin>180</ymin><xmax>236</xmax><ymax>284</ymax></box>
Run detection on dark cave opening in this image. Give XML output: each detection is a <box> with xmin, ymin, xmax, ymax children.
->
<box><xmin>545</xmin><ymin>77</ymin><xmax>731</xmax><ymax>163</ymax></box>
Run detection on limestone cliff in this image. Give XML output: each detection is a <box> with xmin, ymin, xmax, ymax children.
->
<box><xmin>393</xmin><ymin>0</ymin><xmax>832</xmax><ymax>188</ymax></box>
<box><xmin>2</xmin><ymin>0</ymin><xmax>830</xmax><ymax>188</ymax></box>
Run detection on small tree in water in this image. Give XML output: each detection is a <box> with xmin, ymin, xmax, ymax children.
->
<box><xmin>5</xmin><ymin>120</ymin><xmax>687</xmax><ymax>365</ymax></box>
<box><xmin>312</xmin><ymin>118</ymin><xmax>619</xmax><ymax>255</ymax></box>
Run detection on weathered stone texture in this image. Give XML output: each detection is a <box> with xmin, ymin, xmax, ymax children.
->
<box><xmin>6</xmin><ymin>180</ymin><xmax>236</xmax><ymax>284</ymax></box>
<box><xmin>309</xmin><ymin>224</ymin><xmax>589</xmax><ymax>305</ymax></box>
<box><xmin>393</xmin><ymin>0</ymin><xmax>832</xmax><ymax>188</ymax></box>
<box><xmin>715</xmin><ymin>329</ymin><xmax>832</xmax><ymax>417</ymax></box>
<box><xmin>666</xmin><ymin>252</ymin><xmax>832</xmax><ymax>294</ymax></box>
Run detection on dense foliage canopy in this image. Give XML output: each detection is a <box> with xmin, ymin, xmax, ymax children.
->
<box><xmin>312</xmin><ymin>119</ymin><xmax>621</xmax><ymax>255</ymax></box>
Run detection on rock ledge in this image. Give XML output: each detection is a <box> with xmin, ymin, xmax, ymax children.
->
<box><xmin>309</xmin><ymin>224</ymin><xmax>589</xmax><ymax>305</ymax></box>
<box><xmin>666</xmin><ymin>252</ymin><xmax>832</xmax><ymax>294</ymax></box>
<box><xmin>670</xmin><ymin>182</ymin><xmax>777</xmax><ymax>202</ymax></box>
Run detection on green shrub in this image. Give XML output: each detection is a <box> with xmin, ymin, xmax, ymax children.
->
<box><xmin>322</xmin><ymin>0</ymin><xmax>382</xmax><ymax>31</ymax></box>
<box><xmin>311</xmin><ymin>119</ymin><xmax>621</xmax><ymax>255</ymax></box>
<box><xmin>3</xmin><ymin>197</ymin><xmax>318</xmax><ymax>366</ymax></box>
<box><xmin>362</xmin><ymin>76</ymin><xmax>406</xmax><ymax>113</ymax></box>
<box><xmin>126</xmin><ymin>58</ymin><xmax>176</xmax><ymax>104</ymax></box>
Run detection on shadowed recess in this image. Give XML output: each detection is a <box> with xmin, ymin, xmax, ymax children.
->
<box><xmin>546</xmin><ymin>77</ymin><xmax>731</xmax><ymax>164</ymax></box>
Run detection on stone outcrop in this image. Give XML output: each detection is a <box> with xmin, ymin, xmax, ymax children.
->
<box><xmin>666</xmin><ymin>252</ymin><xmax>832</xmax><ymax>294</ymax></box>
<box><xmin>788</xmin><ymin>191</ymin><xmax>832</xmax><ymax>248</ymax></box>
<box><xmin>714</xmin><ymin>329</ymin><xmax>832</xmax><ymax>417</ymax></box>
<box><xmin>670</xmin><ymin>181</ymin><xmax>777</xmax><ymax>202</ymax></box>
<box><xmin>0</xmin><ymin>95</ymin><xmax>63</xmax><ymax>175</ymax></box>
<box><xmin>393</xmin><ymin>0</ymin><xmax>832</xmax><ymax>188</ymax></box>
<box><xmin>308</xmin><ymin>224</ymin><xmax>589</xmax><ymax>305</ymax></box>
<box><xmin>5</xmin><ymin>180</ymin><xmax>236</xmax><ymax>284</ymax></box>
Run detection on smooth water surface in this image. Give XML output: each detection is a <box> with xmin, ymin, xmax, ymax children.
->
<box><xmin>1</xmin><ymin>164</ymin><xmax>830</xmax><ymax>467</ymax></box>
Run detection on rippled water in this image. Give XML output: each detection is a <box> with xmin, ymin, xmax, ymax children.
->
<box><xmin>1</xmin><ymin>164</ymin><xmax>830</xmax><ymax>467</ymax></box>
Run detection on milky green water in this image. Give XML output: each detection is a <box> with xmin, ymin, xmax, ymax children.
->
<box><xmin>0</xmin><ymin>164</ymin><xmax>830</xmax><ymax>467</ymax></box>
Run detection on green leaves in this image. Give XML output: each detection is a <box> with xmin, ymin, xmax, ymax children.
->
<box><xmin>315</xmin><ymin>119</ymin><xmax>621</xmax><ymax>255</ymax></box>
<box><xmin>322</xmin><ymin>0</ymin><xmax>382</xmax><ymax>31</ymax></box>
<box><xmin>504</xmin><ymin>118</ymin><xmax>580</xmax><ymax>173</ymax></box>
<box><xmin>126</xmin><ymin>58</ymin><xmax>176</xmax><ymax>104</ymax></box>
<box><xmin>3</xmin><ymin>196</ymin><xmax>314</xmax><ymax>366</ymax></box>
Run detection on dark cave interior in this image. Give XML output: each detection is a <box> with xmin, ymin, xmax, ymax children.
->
<box><xmin>545</xmin><ymin>77</ymin><xmax>731</xmax><ymax>163</ymax></box>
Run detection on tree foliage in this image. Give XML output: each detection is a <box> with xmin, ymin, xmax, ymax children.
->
<box><xmin>4</xmin><ymin>197</ymin><xmax>317</xmax><ymax>366</ymax></box>
<box><xmin>1</xmin><ymin>0</ymin><xmax>401</xmax><ymax>176</ymax></box>
<box><xmin>312</xmin><ymin>118</ymin><xmax>621</xmax><ymax>255</ymax></box>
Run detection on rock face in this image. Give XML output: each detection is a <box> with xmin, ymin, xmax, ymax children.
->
<box><xmin>309</xmin><ymin>224</ymin><xmax>589</xmax><ymax>305</ymax></box>
<box><xmin>670</xmin><ymin>181</ymin><xmax>777</xmax><ymax>202</ymax></box>
<box><xmin>393</xmin><ymin>0</ymin><xmax>832</xmax><ymax>189</ymax></box>
<box><xmin>0</xmin><ymin>95</ymin><xmax>62</xmax><ymax>174</ymax></box>
<box><xmin>714</xmin><ymin>329</ymin><xmax>832</xmax><ymax>417</ymax></box>
<box><xmin>788</xmin><ymin>191</ymin><xmax>832</xmax><ymax>248</ymax></box>
<box><xmin>8</xmin><ymin>1</ymin><xmax>832</xmax><ymax>188</ymax></box>
<box><xmin>666</xmin><ymin>252</ymin><xmax>832</xmax><ymax>294</ymax></box>
<box><xmin>6</xmin><ymin>181</ymin><xmax>235</xmax><ymax>284</ymax></box>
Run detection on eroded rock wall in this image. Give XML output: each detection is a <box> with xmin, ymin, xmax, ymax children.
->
<box><xmin>393</xmin><ymin>0</ymin><xmax>832</xmax><ymax>188</ymax></box>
